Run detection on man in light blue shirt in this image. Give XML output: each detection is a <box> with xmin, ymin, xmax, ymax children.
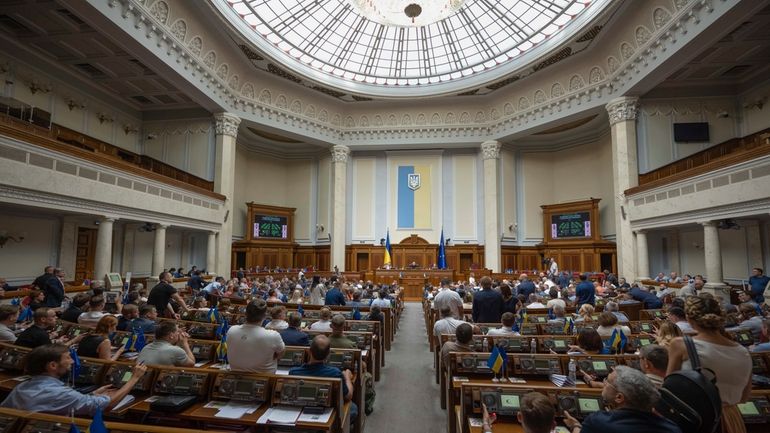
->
<box><xmin>1</xmin><ymin>344</ymin><xmax>147</xmax><ymax>416</ymax></box>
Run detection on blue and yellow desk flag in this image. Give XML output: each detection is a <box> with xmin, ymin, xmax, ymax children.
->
<box><xmin>487</xmin><ymin>345</ymin><xmax>504</xmax><ymax>374</ymax></box>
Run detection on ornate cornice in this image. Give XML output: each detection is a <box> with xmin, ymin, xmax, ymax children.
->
<box><xmin>481</xmin><ymin>140</ymin><xmax>502</xmax><ymax>160</ymax></box>
<box><xmin>103</xmin><ymin>0</ymin><xmax>739</xmax><ymax>146</ymax></box>
<box><xmin>214</xmin><ymin>112</ymin><xmax>241</xmax><ymax>138</ymax></box>
<box><xmin>606</xmin><ymin>97</ymin><xmax>640</xmax><ymax>125</ymax></box>
<box><xmin>331</xmin><ymin>144</ymin><xmax>350</xmax><ymax>164</ymax></box>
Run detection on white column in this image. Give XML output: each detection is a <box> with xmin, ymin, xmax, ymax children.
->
<box><xmin>207</xmin><ymin>231</ymin><xmax>218</xmax><ymax>275</ymax></box>
<box><xmin>180</xmin><ymin>231</ymin><xmax>191</xmax><ymax>271</ymax></box>
<box><xmin>213</xmin><ymin>112</ymin><xmax>241</xmax><ymax>276</ymax></box>
<box><xmin>481</xmin><ymin>140</ymin><xmax>502</xmax><ymax>272</ymax></box>
<box><xmin>635</xmin><ymin>230</ymin><xmax>650</xmax><ymax>281</ymax></box>
<box><xmin>93</xmin><ymin>217</ymin><xmax>116</xmax><ymax>280</ymax></box>
<box><xmin>58</xmin><ymin>218</ymin><xmax>78</xmax><ymax>279</ymax></box>
<box><xmin>606</xmin><ymin>97</ymin><xmax>640</xmax><ymax>280</ymax></box>
<box><xmin>701</xmin><ymin>220</ymin><xmax>730</xmax><ymax>302</ymax></box>
<box><xmin>331</xmin><ymin>144</ymin><xmax>350</xmax><ymax>271</ymax></box>
<box><xmin>152</xmin><ymin>224</ymin><xmax>168</xmax><ymax>277</ymax></box>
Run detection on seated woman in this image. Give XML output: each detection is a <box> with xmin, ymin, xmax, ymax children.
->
<box><xmin>77</xmin><ymin>315</ymin><xmax>124</xmax><ymax>361</ymax></box>
<box><xmin>574</xmin><ymin>304</ymin><xmax>595</xmax><ymax>323</ymax></box>
<box><xmin>654</xmin><ymin>320</ymin><xmax>683</xmax><ymax>349</ymax></box>
<box><xmin>568</xmin><ymin>328</ymin><xmax>607</xmax><ymax>355</ymax></box>
<box><xmin>751</xmin><ymin>319</ymin><xmax>770</xmax><ymax>352</ymax></box>
<box><xmin>288</xmin><ymin>289</ymin><xmax>304</xmax><ymax>304</ymax></box>
<box><xmin>596</xmin><ymin>311</ymin><xmax>631</xmax><ymax>339</ymax></box>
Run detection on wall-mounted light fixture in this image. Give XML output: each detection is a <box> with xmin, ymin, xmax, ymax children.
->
<box><xmin>316</xmin><ymin>224</ymin><xmax>325</xmax><ymax>233</ymax></box>
<box><xmin>0</xmin><ymin>230</ymin><xmax>26</xmax><ymax>248</ymax></box>
<box><xmin>28</xmin><ymin>79</ymin><xmax>51</xmax><ymax>94</ymax></box>
<box><xmin>97</xmin><ymin>112</ymin><xmax>114</xmax><ymax>124</ymax></box>
<box><xmin>67</xmin><ymin>99</ymin><xmax>86</xmax><ymax>111</ymax></box>
<box><xmin>123</xmin><ymin>124</ymin><xmax>139</xmax><ymax>135</ymax></box>
<box><xmin>744</xmin><ymin>98</ymin><xmax>765</xmax><ymax>110</ymax></box>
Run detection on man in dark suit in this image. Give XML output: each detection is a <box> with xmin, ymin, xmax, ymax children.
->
<box><xmin>575</xmin><ymin>273</ymin><xmax>596</xmax><ymax>307</ymax></box>
<box><xmin>472</xmin><ymin>276</ymin><xmax>503</xmax><ymax>323</ymax></box>
<box><xmin>324</xmin><ymin>283</ymin><xmax>346</xmax><ymax>306</ymax></box>
<box><xmin>278</xmin><ymin>312</ymin><xmax>310</xmax><ymax>346</ymax></box>
<box><xmin>32</xmin><ymin>266</ymin><xmax>54</xmax><ymax>290</ymax></box>
<box><xmin>516</xmin><ymin>274</ymin><xmax>536</xmax><ymax>299</ymax></box>
<box><xmin>42</xmin><ymin>269</ymin><xmax>66</xmax><ymax>308</ymax></box>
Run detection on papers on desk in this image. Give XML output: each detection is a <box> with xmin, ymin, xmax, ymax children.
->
<box><xmin>257</xmin><ymin>406</ymin><xmax>301</xmax><ymax>425</ymax></box>
<box><xmin>361</xmin><ymin>350</ymin><xmax>368</xmax><ymax>357</ymax></box>
<box><xmin>113</xmin><ymin>395</ymin><xmax>135</xmax><ymax>412</ymax></box>
<box><xmin>194</xmin><ymin>361</ymin><xmax>208</xmax><ymax>367</ymax></box>
<box><xmin>453</xmin><ymin>376</ymin><xmax>469</xmax><ymax>382</ymax></box>
<box><xmin>203</xmin><ymin>401</ymin><xmax>259</xmax><ymax>419</ymax></box>
<box><xmin>508</xmin><ymin>377</ymin><xmax>527</xmax><ymax>384</ymax></box>
<box><xmin>144</xmin><ymin>396</ymin><xmax>161</xmax><ymax>403</ymax></box>
<box><xmin>549</xmin><ymin>374</ymin><xmax>575</xmax><ymax>387</ymax></box>
<box><xmin>274</xmin><ymin>368</ymin><xmax>290</xmax><ymax>376</ymax></box>
<box><xmin>12</xmin><ymin>375</ymin><xmax>30</xmax><ymax>382</ymax></box>
<box><xmin>297</xmin><ymin>407</ymin><xmax>333</xmax><ymax>424</ymax></box>
<box><xmin>468</xmin><ymin>418</ymin><xmax>483</xmax><ymax>427</ymax></box>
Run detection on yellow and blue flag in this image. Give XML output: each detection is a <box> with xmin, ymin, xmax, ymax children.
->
<box><xmin>563</xmin><ymin>317</ymin><xmax>574</xmax><ymax>335</ymax></box>
<box><xmin>207</xmin><ymin>307</ymin><xmax>220</xmax><ymax>324</ymax></box>
<box><xmin>608</xmin><ymin>328</ymin><xmax>627</xmax><ymax>353</ymax></box>
<box><xmin>486</xmin><ymin>345</ymin><xmax>504</xmax><ymax>374</ymax></box>
<box><xmin>124</xmin><ymin>327</ymin><xmax>146</xmax><ymax>352</ymax></box>
<box><xmin>383</xmin><ymin>230</ymin><xmax>392</xmax><ymax>266</ymax></box>
<box><xmin>397</xmin><ymin>165</ymin><xmax>431</xmax><ymax>228</ymax></box>
<box><xmin>88</xmin><ymin>407</ymin><xmax>108</xmax><ymax>433</ymax></box>
<box><xmin>216</xmin><ymin>333</ymin><xmax>228</xmax><ymax>363</ymax></box>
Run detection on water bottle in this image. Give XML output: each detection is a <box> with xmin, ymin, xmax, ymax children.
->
<box><xmin>482</xmin><ymin>338</ymin><xmax>489</xmax><ymax>352</ymax></box>
<box><xmin>568</xmin><ymin>358</ymin><xmax>577</xmax><ymax>386</ymax></box>
<box><xmin>530</xmin><ymin>338</ymin><xmax>537</xmax><ymax>354</ymax></box>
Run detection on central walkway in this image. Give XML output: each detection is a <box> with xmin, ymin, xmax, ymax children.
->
<box><xmin>365</xmin><ymin>302</ymin><xmax>446</xmax><ymax>433</ymax></box>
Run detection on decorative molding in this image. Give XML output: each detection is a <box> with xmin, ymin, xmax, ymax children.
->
<box><xmin>213</xmin><ymin>112</ymin><xmax>241</xmax><ymax>138</ymax></box>
<box><xmin>331</xmin><ymin>144</ymin><xmax>350</xmax><ymax>163</ymax></box>
<box><xmin>606</xmin><ymin>96</ymin><xmax>640</xmax><ymax>125</ymax></box>
<box><xmin>102</xmin><ymin>0</ymin><xmax>741</xmax><ymax>147</ymax></box>
<box><xmin>481</xmin><ymin>140</ymin><xmax>502</xmax><ymax>160</ymax></box>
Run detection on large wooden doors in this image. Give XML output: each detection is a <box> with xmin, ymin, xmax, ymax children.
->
<box><xmin>75</xmin><ymin>227</ymin><xmax>96</xmax><ymax>281</ymax></box>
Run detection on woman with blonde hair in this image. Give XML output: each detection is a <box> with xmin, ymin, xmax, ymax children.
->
<box><xmin>575</xmin><ymin>304</ymin><xmax>595</xmax><ymax>322</ymax></box>
<box><xmin>667</xmin><ymin>294</ymin><xmax>751</xmax><ymax>433</ymax></box>
<box><xmin>77</xmin><ymin>315</ymin><xmax>124</xmax><ymax>360</ymax></box>
<box><xmin>288</xmin><ymin>289</ymin><xmax>304</xmax><ymax>304</ymax></box>
<box><xmin>655</xmin><ymin>320</ymin><xmax>683</xmax><ymax>348</ymax></box>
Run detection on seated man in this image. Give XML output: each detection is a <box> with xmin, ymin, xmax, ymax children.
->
<box><xmin>0</xmin><ymin>344</ymin><xmax>146</xmax><ymax>415</ymax></box>
<box><xmin>201</xmin><ymin>276</ymin><xmax>225</xmax><ymax>300</ymax></box>
<box><xmin>639</xmin><ymin>344</ymin><xmax>668</xmax><ymax>387</ymax></box>
<box><xmin>60</xmin><ymin>294</ymin><xmax>89</xmax><ymax>323</ymax></box>
<box><xmin>228</xmin><ymin>298</ymin><xmax>285</xmax><ymax>373</ymax></box>
<box><xmin>265</xmin><ymin>306</ymin><xmax>289</xmax><ymax>330</ymax></box>
<box><xmin>603</xmin><ymin>301</ymin><xmax>629</xmax><ymax>322</ymax></box>
<box><xmin>289</xmin><ymin>335</ymin><xmax>357</xmax><ymax>421</ymax></box>
<box><xmin>440</xmin><ymin>323</ymin><xmax>474</xmax><ymax>368</ymax></box>
<box><xmin>16</xmin><ymin>308</ymin><xmax>82</xmax><ymax>348</ymax></box>
<box><xmin>279</xmin><ymin>312</ymin><xmax>310</xmax><ymax>346</ymax></box>
<box><xmin>487</xmin><ymin>312</ymin><xmax>519</xmax><ymax>336</ymax></box>
<box><xmin>433</xmin><ymin>306</ymin><xmax>467</xmax><ymax>342</ymax></box>
<box><xmin>310</xmin><ymin>307</ymin><xmax>333</xmax><ymax>331</ymax></box>
<box><xmin>732</xmin><ymin>302</ymin><xmax>764</xmax><ymax>341</ymax></box>
<box><xmin>666</xmin><ymin>307</ymin><xmax>694</xmax><ymax>335</ymax></box>
<box><xmin>131</xmin><ymin>304</ymin><xmax>158</xmax><ymax>334</ymax></box>
<box><xmin>328</xmin><ymin>314</ymin><xmax>357</xmax><ymax>349</ymax></box>
<box><xmin>483</xmin><ymin>391</ymin><xmax>555</xmax><ymax>433</ymax></box>
<box><xmin>78</xmin><ymin>296</ymin><xmax>107</xmax><ymax>326</ymax></box>
<box><xmin>526</xmin><ymin>293</ymin><xmax>546</xmax><ymax>309</ymax></box>
<box><xmin>0</xmin><ymin>305</ymin><xmax>18</xmax><ymax>342</ymax></box>
<box><xmin>547</xmin><ymin>305</ymin><xmax>567</xmax><ymax>325</ymax></box>
<box><xmin>116</xmin><ymin>304</ymin><xmax>139</xmax><ymax>332</ymax></box>
<box><xmin>137</xmin><ymin>321</ymin><xmax>194</xmax><ymax>366</ymax></box>
<box><xmin>563</xmin><ymin>366</ymin><xmax>681</xmax><ymax>433</ymax></box>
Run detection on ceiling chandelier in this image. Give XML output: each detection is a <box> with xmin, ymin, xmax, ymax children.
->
<box><xmin>347</xmin><ymin>0</ymin><xmax>467</xmax><ymax>27</ymax></box>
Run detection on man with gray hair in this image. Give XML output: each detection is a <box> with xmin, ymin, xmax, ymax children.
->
<box><xmin>563</xmin><ymin>366</ymin><xmax>681</xmax><ymax>433</ymax></box>
<box><xmin>603</xmin><ymin>301</ymin><xmax>629</xmax><ymax>323</ymax></box>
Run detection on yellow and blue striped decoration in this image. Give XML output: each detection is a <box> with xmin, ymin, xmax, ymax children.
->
<box><xmin>397</xmin><ymin>165</ymin><xmax>431</xmax><ymax>228</ymax></box>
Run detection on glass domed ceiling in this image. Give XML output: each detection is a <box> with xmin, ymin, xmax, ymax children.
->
<box><xmin>214</xmin><ymin>0</ymin><xmax>612</xmax><ymax>97</ymax></box>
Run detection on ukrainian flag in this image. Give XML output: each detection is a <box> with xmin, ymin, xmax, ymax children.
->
<box><xmin>486</xmin><ymin>345</ymin><xmax>504</xmax><ymax>374</ymax></box>
<box><xmin>383</xmin><ymin>230</ymin><xmax>392</xmax><ymax>266</ymax></box>
<box><xmin>397</xmin><ymin>165</ymin><xmax>431</xmax><ymax>228</ymax></box>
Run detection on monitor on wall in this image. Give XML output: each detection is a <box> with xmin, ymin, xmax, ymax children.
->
<box><xmin>673</xmin><ymin>122</ymin><xmax>709</xmax><ymax>142</ymax></box>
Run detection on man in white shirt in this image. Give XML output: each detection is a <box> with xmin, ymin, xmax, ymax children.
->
<box><xmin>525</xmin><ymin>294</ymin><xmax>546</xmax><ymax>309</ymax></box>
<box><xmin>0</xmin><ymin>305</ymin><xmax>18</xmax><ymax>342</ymax></box>
<box><xmin>433</xmin><ymin>307</ymin><xmax>467</xmax><ymax>342</ymax></box>
<box><xmin>137</xmin><ymin>321</ymin><xmax>195</xmax><ymax>366</ymax></box>
<box><xmin>548</xmin><ymin>258</ymin><xmax>558</xmax><ymax>278</ymax></box>
<box><xmin>487</xmin><ymin>312</ymin><xmax>519</xmax><ymax>336</ymax></box>
<box><xmin>309</xmin><ymin>307</ymin><xmax>333</xmax><ymax>331</ymax></box>
<box><xmin>433</xmin><ymin>278</ymin><xmax>464</xmax><ymax>319</ymax></box>
<box><xmin>77</xmin><ymin>296</ymin><xmax>107</xmax><ymax>326</ymax></box>
<box><xmin>545</xmin><ymin>288</ymin><xmax>566</xmax><ymax>310</ymax></box>
<box><xmin>227</xmin><ymin>298</ymin><xmax>285</xmax><ymax>374</ymax></box>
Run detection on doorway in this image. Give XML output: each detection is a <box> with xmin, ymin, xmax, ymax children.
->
<box><xmin>75</xmin><ymin>227</ymin><xmax>97</xmax><ymax>281</ymax></box>
<box><xmin>459</xmin><ymin>253</ymin><xmax>473</xmax><ymax>271</ymax></box>
<box><xmin>356</xmin><ymin>253</ymin><xmax>369</xmax><ymax>271</ymax></box>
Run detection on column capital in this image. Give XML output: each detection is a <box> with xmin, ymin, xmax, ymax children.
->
<box><xmin>634</xmin><ymin>229</ymin><xmax>647</xmax><ymax>235</ymax></box>
<box><xmin>480</xmin><ymin>140</ymin><xmax>502</xmax><ymax>160</ymax></box>
<box><xmin>209</xmin><ymin>231</ymin><xmax>219</xmax><ymax>236</ymax></box>
<box><xmin>699</xmin><ymin>220</ymin><xmax>718</xmax><ymax>227</ymax></box>
<box><xmin>331</xmin><ymin>144</ymin><xmax>351</xmax><ymax>163</ymax></box>
<box><xmin>155</xmin><ymin>223</ymin><xmax>169</xmax><ymax>230</ymax></box>
<box><xmin>101</xmin><ymin>217</ymin><xmax>117</xmax><ymax>223</ymax></box>
<box><xmin>214</xmin><ymin>112</ymin><xmax>241</xmax><ymax>138</ymax></box>
<box><xmin>606</xmin><ymin>96</ymin><xmax>639</xmax><ymax>125</ymax></box>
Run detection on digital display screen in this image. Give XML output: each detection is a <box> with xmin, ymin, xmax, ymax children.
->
<box><xmin>299</xmin><ymin>386</ymin><xmax>316</xmax><ymax>398</ymax></box>
<box><xmin>508</xmin><ymin>340</ymin><xmax>521</xmax><ymax>348</ymax></box>
<box><xmin>641</xmin><ymin>324</ymin><xmax>652</xmax><ymax>332</ymax></box>
<box><xmin>329</xmin><ymin>353</ymin><xmax>343</xmax><ymax>363</ymax></box>
<box><xmin>535</xmin><ymin>360</ymin><xmax>550</xmax><ymax>369</ymax></box>
<box><xmin>737</xmin><ymin>402</ymin><xmax>760</xmax><ymax>416</ymax></box>
<box><xmin>192</xmin><ymin>347</ymin><xmax>200</xmax><ymax>354</ymax></box>
<box><xmin>236</xmin><ymin>381</ymin><xmax>252</xmax><ymax>393</ymax></box>
<box><xmin>477</xmin><ymin>360</ymin><xmax>489</xmax><ymax>368</ymax></box>
<box><xmin>121</xmin><ymin>371</ymin><xmax>132</xmax><ymax>382</ymax></box>
<box><xmin>121</xmin><ymin>337</ymin><xmax>129</xmax><ymax>346</ymax></box>
<box><xmin>639</xmin><ymin>339</ymin><xmax>651</xmax><ymax>346</ymax></box>
<box><xmin>176</xmin><ymin>376</ymin><xmax>193</xmax><ymax>388</ymax></box>
<box><xmin>739</xmin><ymin>333</ymin><xmax>750</xmax><ymax>341</ymax></box>
<box><xmin>592</xmin><ymin>361</ymin><xmax>608</xmax><ymax>371</ymax></box>
<box><xmin>253</xmin><ymin>215</ymin><xmax>288</xmax><ymax>239</ymax></box>
<box><xmin>501</xmin><ymin>395</ymin><xmax>520</xmax><ymax>409</ymax></box>
<box><xmin>554</xmin><ymin>340</ymin><xmax>566</xmax><ymax>347</ymax></box>
<box><xmin>72</xmin><ymin>329</ymin><xmax>81</xmax><ymax>336</ymax></box>
<box><xmin>579</xmin><ymin>398</ymin><xmax>601</xmax><ymax>412</ymax></box>
<box><xmin>551</xmin><ymin>212</ymin><xmax>591</xmax><ymax>239</ymax></box>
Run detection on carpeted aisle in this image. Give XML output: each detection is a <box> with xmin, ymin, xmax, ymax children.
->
<box><xmin>364</xmin><ymin>302</ymin><xmax>446</xmax><ymax>433</ymax></box>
